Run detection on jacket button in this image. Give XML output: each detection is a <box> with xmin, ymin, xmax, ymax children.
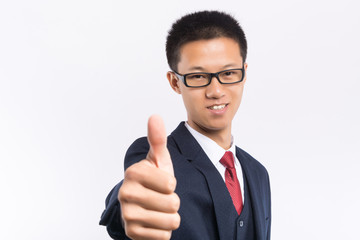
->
<box><xmin>239</xmin><ymin>220</ymin><xmax>244</xmax><ymax>227</ymax></box>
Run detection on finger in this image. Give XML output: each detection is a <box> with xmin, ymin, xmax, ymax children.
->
<box><xmin>125</xmin><ymin>224</ymin><xmax>173</xmax><ymax>240</ymax></box>
<box><xmin>140</xmin><ymin>191</ymin><xmax>180</xmax><ymax>213</ymax></box>
<box><xmin>120</xmin><ymin>180</ymin><xmax>180</xmax><ymax>213</ymax></box>
<box><xmin>147</xmin><ymin>115</ymin><xmax>174</xmax><ymax>176</ymax></box>
<box><xmin>123</xmin><ymin>160</ymin><xmax>176</xmax><ymax>194</ymax></box>
<box><xmin>142</xmin><ymin>211</ymin><xmax>181</xmax><ymax>230</ymax></box>
<box><xmin>123</xmin><ymin>205</ymin><xmax>181</xmax><ymax>231</ymax></box>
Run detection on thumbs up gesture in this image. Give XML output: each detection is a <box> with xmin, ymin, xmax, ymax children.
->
<box><xmin>118</xmin><ymin>115</ymin><xmax>181</xmax><ymax>240</ymax></box>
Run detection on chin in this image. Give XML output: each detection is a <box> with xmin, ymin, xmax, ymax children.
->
<box><xmin>203</xmin><ymin>121</ymin><xmax>229</xmax><ymax>132</ymax></box>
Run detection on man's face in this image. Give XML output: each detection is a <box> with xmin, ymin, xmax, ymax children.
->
<box><xmin>167</xmin><ymin>37</ymin><xmax>247</xmax><ymax>138</ymax></box>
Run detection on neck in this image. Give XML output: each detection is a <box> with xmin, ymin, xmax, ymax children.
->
<box><xmin>190</xmin><ymin>122</ymin><xmax>232</xmax><ymax>150</ymax></box>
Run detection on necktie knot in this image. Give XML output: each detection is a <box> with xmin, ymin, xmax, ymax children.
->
<box><xmin>220</xmin><ymin>151</ymin><xmax>235</xmax><ymax>169</ymax></box>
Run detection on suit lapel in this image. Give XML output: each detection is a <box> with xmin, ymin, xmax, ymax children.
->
<box><xmin>171</xmin><ymin>123</ymin><xmax>238</xmax><ymax>239</ymax></box>
<box><xmin>236</xmin><ymin>147</ymin><xmax>265</xmax><ymax>239</ymax></box>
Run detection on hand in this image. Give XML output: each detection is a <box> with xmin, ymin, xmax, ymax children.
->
<box><xmin>118</xmin><ymin>115</ymin><xmax>181</xmax><ymax>240</ymax></box>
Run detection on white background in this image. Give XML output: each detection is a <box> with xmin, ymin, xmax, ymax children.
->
<box><xmin>1</xmin><ymin>0</ymin><xmax>359</xmax><ymax>239</ymax></box>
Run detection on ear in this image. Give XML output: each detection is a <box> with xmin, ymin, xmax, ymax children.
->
<box><xmin>242</xmin><ymin>63</ymin><xmax>248</xmax><ymax>84</ymax></box>
<box><xmin>167</xmin><ymin>71</ymin><xmax>181</xmax><ymax>94</ymax></box>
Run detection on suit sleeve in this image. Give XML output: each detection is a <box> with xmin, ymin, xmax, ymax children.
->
<box><xmin>266</xmin><ymin>170</ymin><xmax>272</xmax><ymax>240</ymax></box>
<box><xmin>99</xmin><ymin>181</ymin><xmax>127</xmax><ymax>239</ymax></box>
<box><xmin>99</xmin><ymin>137</ymin><xmax>149</xmax><ymax>239</ymax></box>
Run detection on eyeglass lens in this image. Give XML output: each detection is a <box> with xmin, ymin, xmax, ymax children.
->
<box><xmin>185</xmin><ymin>69</ymin><xmax>243</xmax><ymax>87</ymax></box>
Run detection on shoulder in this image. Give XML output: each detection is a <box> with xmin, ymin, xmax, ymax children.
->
<box><xmin>124</xmin><ymin>137</ymin><xmax>149</xmax><ymax>170</ymax></box>
<box><xmin>236</xmin><ymin>146</ymin><xmax>270</xmax><ymax>179</ymax></box>
<box><xmin>126</xmin><ymin>137</ymin><xmax>149</xmax><ymax>154</ymax></box>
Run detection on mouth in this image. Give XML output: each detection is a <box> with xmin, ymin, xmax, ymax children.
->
<box><xmin>207</xmin><ymin>104</ymin><xmax>228</xmax><ymax>110</ymax></box>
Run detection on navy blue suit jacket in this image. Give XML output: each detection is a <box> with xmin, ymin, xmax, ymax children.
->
<box><xmin>100</xmin><ymin>122</ymin><xmax>271</xmax><ymax>239</ymax></box>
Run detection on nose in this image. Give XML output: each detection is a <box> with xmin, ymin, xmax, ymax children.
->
<box><xmin>205</xmin><ymin>76</ymin><xmax>225</xmax><ymax>99</ymax></box>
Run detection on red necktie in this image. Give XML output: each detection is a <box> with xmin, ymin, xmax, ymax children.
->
<box><xmin>220</xmin><ymin>151</ymin><xmax>243</xmax><ymax>215</ymax></box>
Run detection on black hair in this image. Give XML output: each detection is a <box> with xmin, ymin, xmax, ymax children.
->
<box><xmin>166</xmin><ymin>10</ymin><xmax>247</xmax><ymax>71</ymax></box>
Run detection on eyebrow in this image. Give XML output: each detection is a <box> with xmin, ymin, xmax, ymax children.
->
<box><xmin>187</xmin><ymin>63</ymin><xmax>242</xmax><ymax>72</ymax></box>
<box><xmin>222</xmin><ymin>63</ymin><xmax>242</xmax><ymax>69</ymax></box>
<box><xmin>188</xmin><ymin>66</ymin><xmax>206</xmax><ymax>72</ymax></box>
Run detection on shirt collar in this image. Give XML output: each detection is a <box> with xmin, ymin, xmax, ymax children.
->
<box><xmin>184</xmin><ymin>122</ymin><xmax>238</xmax><ymax>166</ymax></box>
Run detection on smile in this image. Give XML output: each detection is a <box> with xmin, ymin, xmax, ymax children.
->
<box><xmin>208</xmin><ymin>104</ymin><xmax>228</xmax><ymax>110</ymax></box>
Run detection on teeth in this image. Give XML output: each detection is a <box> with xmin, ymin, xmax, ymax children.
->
<box><xmin>209</xmin><ymin>104</ymin><xmax>226</xmax><ymax>110</ymax></box>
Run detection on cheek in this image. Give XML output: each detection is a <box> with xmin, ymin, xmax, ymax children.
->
<box><xmin>232</xmin><ymin>87</ymin><xmax>245</xmax><ymax>107</ymax></box>
<box><xmin>181</xmin><ymin>92</ymin><xmax>194</xmax><ymax>110</ymax></box>
<box><xmin>181</xmin><ymin>91</ymin><xmax>203</xmax><ymax>113</ymax></box>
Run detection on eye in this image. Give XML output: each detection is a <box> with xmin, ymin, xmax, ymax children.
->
<box><xmin>194</xmin><ymin>75</ymin><xmax>204</xmax><ymax>78</ymax></box>
<box><xmin>223</xmin><ymin>71</ymin><xmax>235</xmax><ymax>76</ymax></box>
<box><xmin>187</xmin><ymin>73</ymin><xmax>207</xmax><ymax>80</ymax></box>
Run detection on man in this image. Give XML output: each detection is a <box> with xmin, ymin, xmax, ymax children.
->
<box><xmin>100</xmin><ymin>10</ymin><xmax>271</xmax><ymax>240</ymax></box>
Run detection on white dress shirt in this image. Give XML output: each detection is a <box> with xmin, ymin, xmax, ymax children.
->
<box><xmin>185</xmin><ymin>122</ymin><xmax>245</xmax><ymax>203</ymax></box>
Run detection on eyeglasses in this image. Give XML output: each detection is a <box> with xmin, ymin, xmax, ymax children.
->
<box><xmin>172</xmin><ymin>68</ymin><xmax>245</xmax><ymax>88</ymax></box>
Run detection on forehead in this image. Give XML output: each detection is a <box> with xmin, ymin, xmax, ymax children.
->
<box><xmin>177</xmin><ymin>37</ymin><xmax>243</xmax><ymax>71</ymax></box>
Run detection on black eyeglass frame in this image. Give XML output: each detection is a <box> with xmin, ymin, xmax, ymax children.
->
<box><xmin>172</xmin><ymin>67</ymin><xmax>245</xmax><ymax>88</ymax></box>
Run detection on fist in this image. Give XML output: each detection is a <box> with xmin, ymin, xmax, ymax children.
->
<box><xmin>118</xmin><ymin>115</ymin><xmax>181</xmax><ymax>240</ymax></box>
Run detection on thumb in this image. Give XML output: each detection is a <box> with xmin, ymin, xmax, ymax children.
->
<box><xmin>146</xmin><ymin>115</ymin><xmax>174</xmax><ymax>176</ymax></box>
